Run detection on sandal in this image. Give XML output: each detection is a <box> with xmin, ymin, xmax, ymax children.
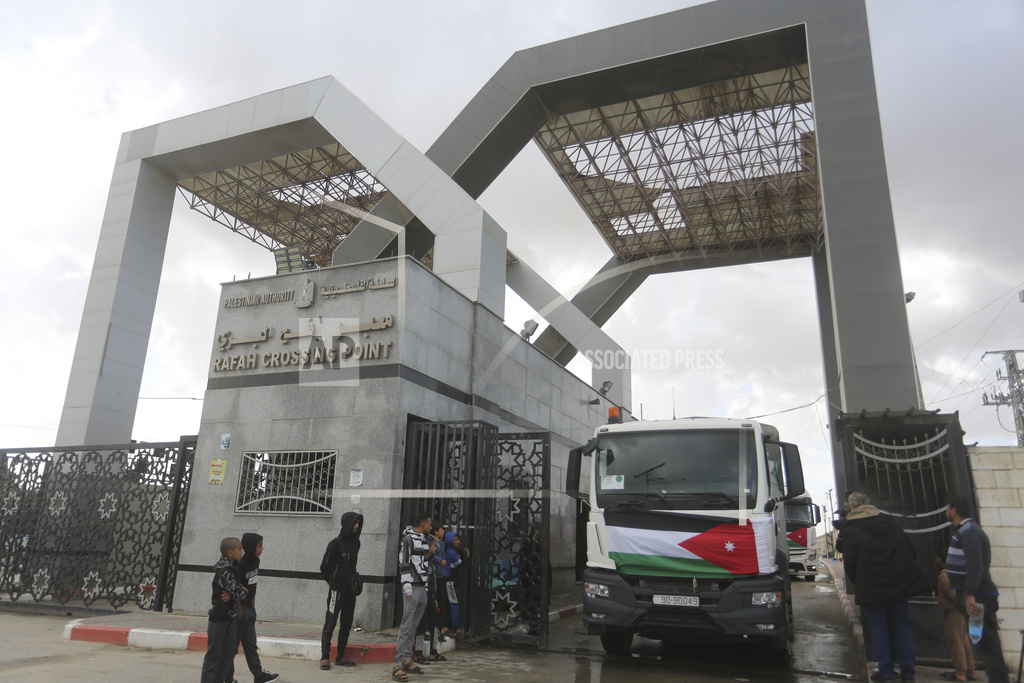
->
<box><xmin>319</xmin><ymin>659</ymin><xmax>331</xmax><ymax>670</ymax></box>
<box><xmin>392</xmin><ymin>666</ymin><xmax>410</xmax><ymax>681</ymax></box>
<box><xmin>334</xmin><ymin>656</ymin><xmax>357</xmax><ymax>666</ymax></box>
<box><xmin>940</xmin><ymin>673</ymin><xmax>967</xmax><ymax>682</ymax></box>
<box><xmin>411</xmin><ymin>653</ymin><xmax>431</xmax><ymax>665</ymax></box>
<box><xmin>427</xmin><ymin>653</ymin><xmax>447</xmax><ymax>662</ymax></box>
<box><xmin>402</xmin><ymin>661</ymin><xmax>426</xmax><ymax>674</ymax></box>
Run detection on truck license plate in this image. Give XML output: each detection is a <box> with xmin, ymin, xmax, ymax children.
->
<box><xmin>653</xmin><ymin>594</ymin><xmax>699</xmax><ymax>607</ymax></box>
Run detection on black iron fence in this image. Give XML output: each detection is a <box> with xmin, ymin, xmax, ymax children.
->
<box><xmin>402</xmin><ymin>420</ymin><xmax>551</xmax><ymax>646</ymax></box>
<box><xmin>0</xmin><ymin>437</ymin><xmax>196</xmax><ymax>611</ymax></box>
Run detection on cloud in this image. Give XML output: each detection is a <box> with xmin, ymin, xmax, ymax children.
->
<box><xmin>1</xmin><ymin>0</ymin><xmax>1022</xmax><ymax>500</ymax></box>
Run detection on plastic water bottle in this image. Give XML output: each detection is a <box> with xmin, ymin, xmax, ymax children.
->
<box><xmin>968</xmin><ymin>603</ymin><xmax>984</xmax><ymax>644</ymax></box>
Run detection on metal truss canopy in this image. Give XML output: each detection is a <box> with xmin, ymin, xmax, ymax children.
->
<box><xmin>177</xmin><ymin>143</ymin><xmax>388</xmax><ymax>267</ymax></box>
<box><xmin>535</xmin><ymin>64</ymin><xmax>822</xmax><ymax>265</ymax></box>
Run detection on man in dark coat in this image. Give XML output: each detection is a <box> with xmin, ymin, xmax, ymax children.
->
<box><xmin>319</xmin><ymin>511</ymin><xmax>363</xmax><ymax>670</ymax></box>
<box><xmin>838</xmin><ymin>491</ymin><xmax>920</xmax><ymax>682</ymax></box>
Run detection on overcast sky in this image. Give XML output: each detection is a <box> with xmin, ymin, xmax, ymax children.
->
<box><xmin>2</xmin><ymin>0</ymin><xmax>1022</xmax><ymax>516</ymax></box>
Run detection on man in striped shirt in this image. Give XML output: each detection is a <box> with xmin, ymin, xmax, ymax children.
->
<box><xmin>945</xmin><ymin>497</ymin><xmax>1009</xmax><ymax>683</ymax></box>
<box><xmin>393</xmin><ymin>511</ymin><xmax>433</xmax><ymax>681</ymax></box>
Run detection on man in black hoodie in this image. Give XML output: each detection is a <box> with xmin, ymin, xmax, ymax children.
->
<box><xmin>838</xmin><ymin>491</ymin><xmax>920</xmax><ymax>682</ymax></box>
<box><xmin>225</xmin><ymin>532</ymin><xmax>279</xmax><ymax>683</ymax></box>
<box><xmin>319</xmin><ymin>510</ymin><xmax>363</xmax><ymax>670</ymax></box>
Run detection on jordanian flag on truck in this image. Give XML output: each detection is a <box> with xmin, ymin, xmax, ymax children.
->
<box><xmin>604</xmin><ymin>510</ymin><xmax>774</xmax><ymax>578</ymax></box>
<box><xmin>787</xmin><ymin>528</ymin><xmax>809</xmax><ymax>549</ymax></box>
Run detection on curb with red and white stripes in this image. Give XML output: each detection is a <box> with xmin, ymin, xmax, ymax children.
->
<box><xmin>62</xmin><ymin>601</ymin><xmax>584</xmax><ymax>660</ymax></box>
<box><xmin>549</xmin><ymin>603</ymin><xmax>583</xmax><ymax>623</ymax></box>
<box><xmin>61</xmin><ymin>620</ymin><xmax>403</xmax><ymax>663</ymax></box>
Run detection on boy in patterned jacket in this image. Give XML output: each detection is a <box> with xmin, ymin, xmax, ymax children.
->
<box><xmin>200</xmin><ymin>537</ymin><xmax>247</xmax><ymax>683</ymax></box>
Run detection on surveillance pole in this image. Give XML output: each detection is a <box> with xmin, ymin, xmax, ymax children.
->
<box><xmin>982</xmin><ymin>350</ymin><xmax>1024</xmax><ymax>447</ymax></box>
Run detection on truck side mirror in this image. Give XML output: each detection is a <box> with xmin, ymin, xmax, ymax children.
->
<box><xmin>780</xmin><ymin>441</ymin><xmax>805</xmax><ymax>499</ymax></box>
<box><xmin>566</xmin><ymin>438</ymin><xmax>599</xmax><ymax>499</ymax></box>
<box><xmin>567</xmin><ymin>447</ymin><xmax>583</xmax><ymax>499</ymax></box>
<box><xmin>813</xmin><ymin>504</ymin><xmax>822</xmax><ymax>526</ymax></box>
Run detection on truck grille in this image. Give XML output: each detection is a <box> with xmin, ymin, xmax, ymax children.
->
<box><xmin>639</xmin><ymin>607</ymin><xmax>718</xmax><ymax>632</ymax></box>
<box><xmin>631</xmin><ymin>577</ymin><xmax>726</xmax><ymax>594</ymax></box>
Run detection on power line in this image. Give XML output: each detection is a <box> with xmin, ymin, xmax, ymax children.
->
<box><xmin>139</xmin><ymin>395</ymin><xmax>204</xmax><ymax>401</ymax></box>
<box><xmin>0</xmin><ymin>422</ymin><xmax>56</xmax><ymax>432</ymax></box>
<box><xmin>915</xmin><ymin>279</ymin><xmax>1024</xmax><ymax>350</ymax></box>
<box><xmin>746</xmin><ymin>394</ymin><xmax>824</xmax><ymax>420</ymax></box>
<box><xmin>927</xmin><ymin>288</ymin><xmax>1020</xmax><ymax>406</ymax></box>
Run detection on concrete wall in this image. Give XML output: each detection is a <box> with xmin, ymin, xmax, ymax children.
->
<box><xmin>174</xmin><ymin>257</ymin><xmax>605</xmax><ymax>627</ymax></box>
<box><xmin>967</xmin><ymin>446</ymin><xmax>1024</xmax><ymax>671</ymax></box>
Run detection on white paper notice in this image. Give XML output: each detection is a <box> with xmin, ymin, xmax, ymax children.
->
<box><xmin>349</xmin><ymin>469</ymin><xmax>363</xmax><ymax>487</ymax></box>
<box><xmin>601</xmin><ymin>474</ymin><xmax>625</xmax><ymax>490</ymax></box>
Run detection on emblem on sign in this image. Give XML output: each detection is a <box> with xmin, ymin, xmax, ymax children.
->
<box><xmin>295</xmin><ymin>278</ymin><xmax>315</xmax><ymax>308</ymax></box>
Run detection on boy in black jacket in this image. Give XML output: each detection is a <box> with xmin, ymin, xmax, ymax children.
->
<box><xmin>226</xmin><ymin>532</ymin><xmax>279</xmax><ymax>683</ymax></box>
<box><xmin>200</xmin><ymin>537</ymin><xmax>247</xmax><ymax>683</ymax></box>
<box><xmin>319</xmin><ymin>511</ymin><xmax>363</xmax><ymax>670</ymax></box>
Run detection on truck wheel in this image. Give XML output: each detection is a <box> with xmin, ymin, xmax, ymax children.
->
<box><xmin>599</xmin><ymin>628</ymin><xmax>633</xmax><ymax>655</ymax></box>
<box><xmin>767</xmin><ymin>636</ymin><xmax>792</xmax><ymax>665</ymax></box>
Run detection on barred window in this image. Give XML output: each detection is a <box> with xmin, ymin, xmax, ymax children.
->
<box><xmin>235</xmin><ymin>451</ymin><xmax>337</xmax><ymax>515</ymax></box>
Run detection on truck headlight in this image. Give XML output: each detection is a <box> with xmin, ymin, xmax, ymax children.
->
<box><xmin>585</xmin><ymin>582</ymin><xmax>610</xmax><ymax>599</ymax></box>
<box><xmin>751</xmin><ymin>591</ymin><xmax>781</xmax><ymax>607</ymax></box>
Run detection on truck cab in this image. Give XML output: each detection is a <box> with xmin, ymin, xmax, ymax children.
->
<box><xmin>786</xmin><ymin>495</ymin><xmax>821</xmax><ymax>581</ymax></box>
<box><xmin>567</xmin><ymin>416</ymin><xmax>806</xmax><ymax>655</ymax></box>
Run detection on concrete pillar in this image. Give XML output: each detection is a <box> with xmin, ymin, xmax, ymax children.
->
<box><xmin>57</xmin><ymin>158</ymin><xmax>176</xmax><ymax>445</ymax></box>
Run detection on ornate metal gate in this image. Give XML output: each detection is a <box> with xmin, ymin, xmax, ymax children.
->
<box><xmin>0</xmin><ymin>437</ymin><xmax>197</xmax><ymax>611</ymax></box>
<box><xmin>403</xmin><ymin>420</ymin><xmax>551</xmax><ymax>646</ymax></box>
<box><xmin>836</xmin><ymin>411</ymin><xmax>973</xmax><ymax>581</ymax></box>
<box><xmin>835</xmin><ymin>411</ymin><xmax>974</xmax><ymax>660</ymax></box>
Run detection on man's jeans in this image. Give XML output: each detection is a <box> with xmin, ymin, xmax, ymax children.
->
<box><xmin>395</xmin><ymin>585</ymin><xmax>428</xmax><ymax>664</ymax></box>
<box><xmin>863</xmin><ymin>598</ymin><xmax>916</xmax><ymax>679</ymax></box>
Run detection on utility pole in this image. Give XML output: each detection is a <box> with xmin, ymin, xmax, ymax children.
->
<box><xmin>982</xmin><ymin>350</ymin><xmax>1024</xmax><ymax>447</ymax></box>
<box><xmin>824</xmin><ymin>488</ymin><xmax>835</xmax><ymax>558</ymax></box>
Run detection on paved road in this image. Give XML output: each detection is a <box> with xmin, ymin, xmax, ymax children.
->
<box><xmin>1</xmin><ymin>571</ymin><xmax>869</xmax><ymax>682</ymax></box>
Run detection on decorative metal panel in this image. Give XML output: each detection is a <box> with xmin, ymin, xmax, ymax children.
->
<box><xmin>837</xmin><ymin>412</ymin><xmax>974</xmax><ymax>597</ymax></box>
<box><xmin>0</xmin><ymin>438</ymin><xmax>196</xmax><ymax>611</ymax></box>
<box><xmin>235</xmin><ymin>450</ymin><xmax>337</xmax><ymax>515</ymax></box>
<box><xmin>401</xmin><ymin>421</ymin><xmax>550</xmax><ymax>646</ymax></box>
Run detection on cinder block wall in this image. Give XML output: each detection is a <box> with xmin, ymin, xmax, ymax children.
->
<box><xmin>967</xmin><ymin>446</ymin><xmax>1024</xmax><ymax>671</ymax></box>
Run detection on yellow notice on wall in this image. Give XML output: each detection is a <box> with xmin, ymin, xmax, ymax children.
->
<box><xmin>209</xmin><ymin>459</ymin><xmax>227</xmax><ymax>485</ymax></box>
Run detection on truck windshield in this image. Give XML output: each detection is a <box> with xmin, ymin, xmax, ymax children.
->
<box><xmin>595</xmin><ymin>429</ymin><xmax>758</xmax><ymax>510</ymax></box>
<box><xmin>786</xmin><ymin>502</ymin><xmax>814</xmax><ymax>528</ymax></box>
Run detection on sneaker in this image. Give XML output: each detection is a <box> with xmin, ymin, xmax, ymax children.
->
<box><xmin>255</xmin><ymin>672</ymin><xmax>279</xmax><ymax>683</ymax></box>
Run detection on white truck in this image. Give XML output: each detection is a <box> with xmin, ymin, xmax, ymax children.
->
<box><xmin>785</xmin><ymin>495</ymin><xmax>821</xmax><ymax>581</ymax></box>
<box><xmin>567</xmin><ymin>414</ymin><xmax>806</xmax><ymax>655</ymax></box>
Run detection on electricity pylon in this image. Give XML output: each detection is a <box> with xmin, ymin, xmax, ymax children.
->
<box><xmin>982</xmin><ymin>350</ymin><xmax>1024</xmax><ymax>446</ymax></box>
